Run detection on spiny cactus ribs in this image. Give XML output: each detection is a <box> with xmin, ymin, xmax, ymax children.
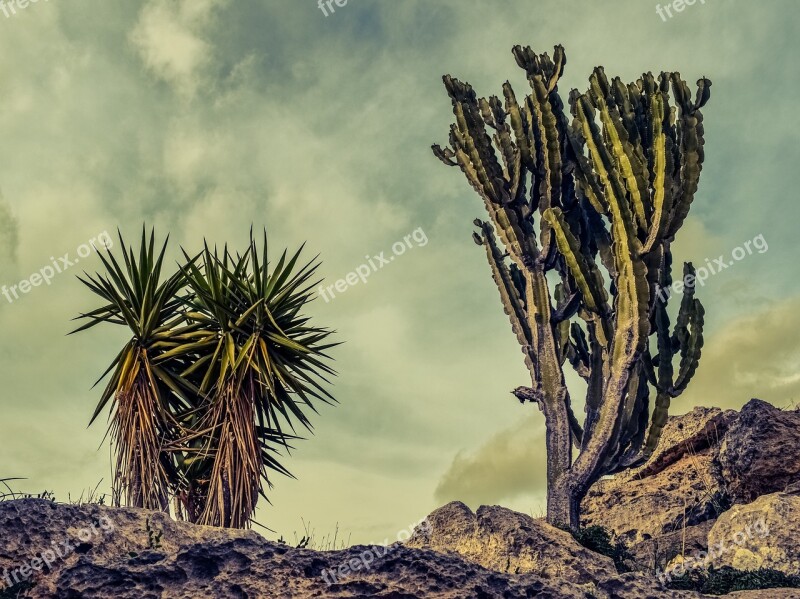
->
<box><xmin>433</xmin><ymin>44</ymin><xmax>709</xmax><ymax>529</ymax></box>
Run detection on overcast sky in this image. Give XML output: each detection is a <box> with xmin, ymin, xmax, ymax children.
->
<box><xmin>0</xmin><ymin>0</ymin><xmax>797</xmax><ymax>544</ymax></box>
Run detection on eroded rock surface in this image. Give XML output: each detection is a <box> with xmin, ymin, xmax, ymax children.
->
<box><xmin>3</xmin><ymin>399</ymin><xmax>799</xmax><ymax>598</ymax></box>
<box><xmin>582</xmin><ymin>406</ymin><xmax>732</xmax><ymax>545</ymax></box>
<box><xmin>406</xmin><ymin>501</ymin><xmax>616</xmax><ymax>583</ymax></box>
<box><xmin>707</xmin><ymin>492</ymin><xmax>800</xmax><ymax>575</ymax></box>
<box><xmin>0</xmin><ymin>499</ymin><xmax>705</xmax><ymax>598</ymax></box>
<box><xmin>583</xmin><ymin>400</ymin><xmax>800</xmax><ymax>553</ymax></box>
<box><xmin>718</xmin><ymin>400</ymin><xmax>800</xmax><ymax>504</ymax></box>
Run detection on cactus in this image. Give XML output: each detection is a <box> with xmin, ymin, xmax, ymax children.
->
<box><xmin>433</xmin><ymin>45</ymin><xmax>709</xmax><ymax>529</ymax></box>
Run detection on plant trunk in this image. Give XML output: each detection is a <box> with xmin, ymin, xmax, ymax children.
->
<box><xmin>547</xmin><ymin>474</ymin><xmax>580</xmax><ymax>531</ymax></box>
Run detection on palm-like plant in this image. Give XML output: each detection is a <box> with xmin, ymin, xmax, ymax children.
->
<box><xmin>75</xmin><ymin>228</ymin><xmax>337</xmax><ymax>528</ymax></box>
<box><xmin>72</xmin><ymin>229</ymin><xmax>200</xmax><ymax>511</ymax></box>
<box><xmin>171</xmin><ymin>232</ymin><xmax>337</xmax><ymax>528</ymax></box>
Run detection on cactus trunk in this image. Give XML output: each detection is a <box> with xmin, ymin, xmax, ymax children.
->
<box><xmin>548</xmin><ymin>473</ymin><xmax>579</xmax><ymax>530</ymax></box>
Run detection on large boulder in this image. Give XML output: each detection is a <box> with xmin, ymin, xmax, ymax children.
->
<box><xmin>718</xmin><ymin>399</ymin><xmax>800</xmax><ymax>504</ymax></box>
<box><xmin>706</xmin><ymin>492</ymin><xmax>800</xmax><ymax>575</ymax></box>
<box><xmin>583</xmin><ymin>400</ymin><xmax>800</xmax><ymax>552</ymax></box>
<box><xmin>405</xmin><ymin>501</ymin><xmax>615</xmax><ymax>584</ymax></box>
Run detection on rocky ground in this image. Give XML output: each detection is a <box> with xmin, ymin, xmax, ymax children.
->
<box><xmin>0</xmin><ymin>398</ymin><xmax>798</xmax><ymax>598</ymax></box>
<box><xmin>582</xmin><ymin>399</ymin><xmax>800</xmax><ymax>577</ymax></box>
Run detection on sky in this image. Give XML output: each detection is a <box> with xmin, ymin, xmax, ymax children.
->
<box><xmin>0</xmin><ymin>0</ymin><xmax>798</xmax><ymax>545</ymax></box>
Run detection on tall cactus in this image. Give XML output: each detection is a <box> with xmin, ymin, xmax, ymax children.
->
<box><xmin>433</xmin><ymin>45</ymin><xmax>709</xmax><ymax>529</ymax></box>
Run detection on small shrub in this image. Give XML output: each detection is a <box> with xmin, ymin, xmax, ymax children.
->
<box><xmin>667</xmin><ymin>566</ymin><xmax>800</xmax><ymax>594</ymax></box>
<box><xmin>0</xmin><ymin>580</ymin><xmax>35</xmax><ymax>599</ymax></box>
<box><xmin>145</xmin><ymin>518</ymin><xmax>163</xmax><ymax>550</ymax></box>
<box><xmin>566</xmin><ymin>524</ymin><xmax>633</xmax><ymax>573</ymax></box>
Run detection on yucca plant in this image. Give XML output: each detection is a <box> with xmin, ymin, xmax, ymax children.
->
<box><xmin>164</xmin><ymin>231</ymin><xmax>338</xmax><ymax>528</ymax></box>
<box><xmin>75</xmin><ymin>228</ymin><xmax>337</xmax><ymax>528</ymax></box>
<box><xmin>72</xmin><ymin>229</ymin><xmax>200</xmax><ymax>511</ymax></box>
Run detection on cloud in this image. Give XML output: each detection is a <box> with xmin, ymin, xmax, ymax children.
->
<box><xmin>435</xmin><ymin>412</ymin><xmax>547</xmax><ymax>507</ymax></box>
<box><xmin>129</xmin><ymin>0</ymin><xmax>227</xmax><ymax>98</ymax></box>
<box><xmin>677</xmin><ymin>295</ymin><xmax>800</xmax><ymax>411</ymax></box>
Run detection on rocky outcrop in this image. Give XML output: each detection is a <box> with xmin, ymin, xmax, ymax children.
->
<box><xmin>706</xmin><ymin>492</ymin><xmax>800</xmax><ymax>575</ymax></box>
<box><xmin>583</xmin><ymin>400</ymin><xmax>800</xmax><ymax>553</ymax></box>
<box><xmin>2</xmin><ymin>399</ymin><xmax>799</xmax><ymax>598</ymax></box>
<box><xmin>718</xmin><ymin>400</ymin><xmax>800</xmax><ymax>504</ymax></box>
<box><xmin>582</xmin><ymin>406</ymin><xmax>733</xmax><ymax>545</ymax></box>
<box><xmin>0</xmin><ymin>499</ymin><xmax>707</xmax><ymax>599</ymax></box>
<box><xmin>405</xmin><ymin>501</ymin><xmax>616</xmax><ymax>583</ymax></box>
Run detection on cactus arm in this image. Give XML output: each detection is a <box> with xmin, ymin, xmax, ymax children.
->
<box><xmin>570</xmin><ymin>323</ymin><xmax>591</xmax><ymax>371</ymax></box>
<box><xmin>583</xmin><ymin>200</ymin><xmax>616</xmax><ymax>280</ymax></box>
<box><xmin>567</xmin><ymin>400</ymin><xmax>584</xmax><ymax>448</ymax></box>
<box><xmin>665</xmin><ymin>76</ymin><xmax>710</xmax><ymax>240</ymax></box>
<box><xmin>478</xmin><ymin>95</ymin><xmax>504</xmax><ymax>131</ymax></box>
<box><xmin>642</xmin><ymin>91</ymin><xmax>674</xmax><ymax>253</ymax></box>
<box><xmin>503</xmin><ymin>83</ymin><xmax>534</xmax><ymax>170</ymax></box>
<box><xmin>642</xmin><ymin>294</ymin><xmax>674</xmax><ymax>456</ymax></box>
<box><xmin>589</xmin><ymin>69</ymin><xmax>649</xmax><ymax>233</ymax></box>
<box><xmin>527</xmin><ymin>76</ymin><xmax>562</xmax><ymax>214</ymax></box>
<box><xmin>672</xmin><ymin>261</ymin><xmax>696</xmax><ymax>348</ymax></box>
<box><xmin>673</xmin><ymin>294</ymin><xmax>704</xmax><ymax>392</ymax></box>
<box><xmin>431</xmin><ymin>144</ymin><xmax>457</xmax><ymax>167</ymax></box>
<box><xmin>673</xmin><ymin>298</ymin><xmax>704</xmax><ymax>392</ymax></box>
<box><xmin>543</xmin><ymin>207</ymin><xmax>609</xmax><ymax>317</ymax></box>
<box><xmin>492</xmin><ymin>119</ymin><xmax>523</xmax><ymax>201</ymax></box>
<box><xmin>452</xmin><ymin>143</ymin><xmax>493</xmax><ymax>204</ymax></box>
<box><xmin>625</xmin><ymin>369</ymin><xmax>651</xmax><ymax>460</ymax></box>
<box><xmin>475</xmin><ymin>222</ymin><xmax>532</xmax><ymax>351</ymax></box>
<box><xmin>453</xmin><ymin>102</ymin><xmax>506</xmax><ymax>202</ymax></box>
<box><xmin>606</xmin><ymin>362</ymin><xmax>650</xmax><ymax>471</ymax></box>
<box><xmin>580</xmin><ymin>330</ymin><xmax>606</xmax><ymax>450</ymax></box>
<box><xmin>643</xmin><ymin>391</ymin><xmax>671</xmax><ymax>457</ymax></box>
<box><xmin>547</xmin><ymin>45</ymin><xmax>566</xmax><ymax>92</ymax></box>
<box><xmin>566</xmin><ymin>120</ymin><xmax>607</xmax><ymax>216</ymax></box>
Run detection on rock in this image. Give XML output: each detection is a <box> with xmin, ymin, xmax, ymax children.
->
<box><xmin>718</xmin><ymin>399</ymin><xmax>800</xmax><ymax>504</ymax></box>
<box><xmin>582</xmin><ymin>407</ymin><xmax>731</xmax><ymax>544</ymax></box>
<box><xmin>706</xmin><ymin>492</ymin><xmax>800</xmax><ymax>575</ymax></box>
<box><xmin>405</xmin><ymin>501</ymin><xmax>615</xmax><ymax>584</ymax></box>
<box><xmin>3</xmin><ymin>399</ymin><xmax>799</xmax><ymax>598</ymax></box>
<box><xmin>639</xmin><ymin>406</ymin><xmax>735</xmax><ymax>478</ymax></box>
<box><xmin>629</xmin><ymin>520</ymin><xmax>716</xmax><ymax>573</ymax></box>
<box><xmin>0</xmin><ymin>499</ymin><xmax>706</xmax><ymax>598</ymax></box>
<box><xmin>583</xmin><ymin>400</ymin><xmax>800</xmax><ymax>548</ymax></box>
